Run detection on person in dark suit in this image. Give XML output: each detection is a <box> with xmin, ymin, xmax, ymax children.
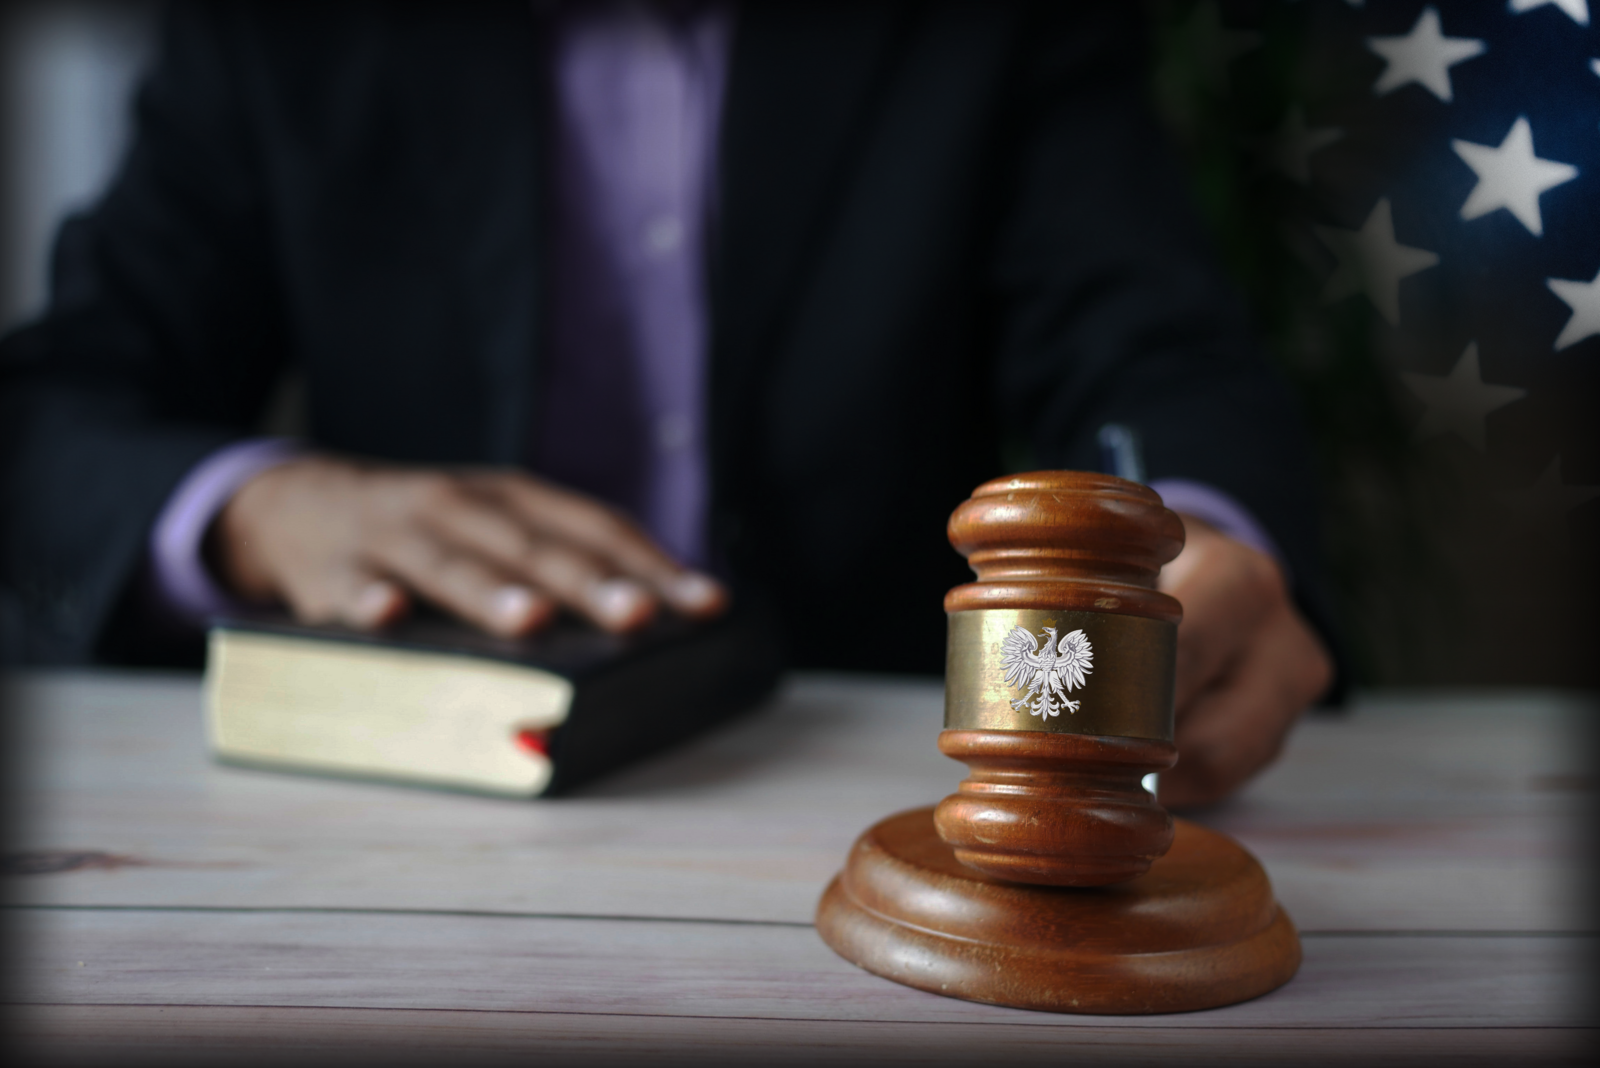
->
<box><xmin>0</xmin><ymin>2</ymin><xmax>1332</xmax><ymax>805</ymax></box>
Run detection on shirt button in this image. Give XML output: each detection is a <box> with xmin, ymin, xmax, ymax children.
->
<box><xmin>656</xmin><ymin>413</ymin><xmax>693</xmax><ymax>452</ymax></box>
<box><xmin>643</xmin><ymin>214</ymin><xmax>684</xmax><ymax>256</ymax></box>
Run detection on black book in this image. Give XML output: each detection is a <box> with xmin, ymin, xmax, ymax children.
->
<box><xmin>204</xmin><ymin>609</ymin><xmax>781</xmax><ymax>796</ymax></box>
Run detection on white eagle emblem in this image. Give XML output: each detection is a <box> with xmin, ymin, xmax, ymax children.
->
<box><xmin>1000</xmin><ymin>625</ymin><xmax>1093</xmax><ymax>718</ymax></box>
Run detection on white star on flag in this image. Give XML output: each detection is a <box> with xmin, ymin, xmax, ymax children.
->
<box><xmin>1509</xmin><ymin>0</ymin><xmax>1590</xmax><ymax>27</ymax></box>
<box><xmin>1315</xmin><ymin>198</ymin><xmax>1440</xmax><ymax>325</ymax></box>
<box><xmin>1367</xmin><ymin>7</ymin><xmax>1486</xmax><ymax>103</ymax></box>
<box><xmin>1269</xmin><ymin>105</ymin><xmax>1343</xmax><ymax>184</ymax></box>
<box><xmin>1401</xmin><ymin>342</ymin><xmax>1527</xmax><ymax>452</ymax></box>
<box><xmin>1502</xmin><ymin>456</ymin><xmax>1600</xmax><ymax>538</ymax></box>
<box><xmin>1547</xmin><ymin>269</ymin><xmax>1600</xmax><ymax>350</ymax></box>
<box><xmin>1452</xmin><ymin>117</ymin><xmax>1578</xmax><ymax>237</ymax></box>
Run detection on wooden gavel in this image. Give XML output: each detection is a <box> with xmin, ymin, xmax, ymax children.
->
<box><xmin>816</xmin><ymin>470</ymin><xmax>1300</xmax><ymax>1015</ymax></box>
<box><xmin>934</xmin><ymin>470</ymin><xmax>1184</xmax><ymax>886</ymax></box>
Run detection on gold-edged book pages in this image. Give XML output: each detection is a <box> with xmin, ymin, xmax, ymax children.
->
<box><xmin>205</xmin><ymin>629</ymin><xmax>573</xmax><ymax>796</ymax></box>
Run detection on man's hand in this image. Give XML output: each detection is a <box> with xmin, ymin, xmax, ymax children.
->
<box><xmin>210</xmin><ymin>455</ymin><xmax>727</xmax><ymax>637</ymax></box>
<box><xmin>1156</xmin><ymin>515</ymin><xmax>1333</xmax><ymax>809</ymax></box>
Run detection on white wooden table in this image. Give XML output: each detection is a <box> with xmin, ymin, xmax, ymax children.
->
<box><xmin>3</xmin><ymin>672</ymin><xmax>1594</xmax><ymax>1065</ymax></box>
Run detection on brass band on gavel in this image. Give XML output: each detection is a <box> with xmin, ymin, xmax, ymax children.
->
<box><xmin>944</xmin><ymin>608</ymin><xmax>1175</xmax><ymax>741</ymax></box>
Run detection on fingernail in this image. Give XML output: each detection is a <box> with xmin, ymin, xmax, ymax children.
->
<box><xmin>669</xmin><ymin>572</ymin><xmax>722</xmax><ymax>610</ymax></box>
<box><xmin>491</xmin><ymin>585</ymin><xmax>538</xmax><ymax>628</ymax></box>
<box><xmin>353</xmin><ymin>581</ymin><xmax>396</xmax><ymax>624</ymax></box>
<box><xmin>590</xmin><ymin>579</ymin><xmax>648</xmax><ymax>625</ymax></box>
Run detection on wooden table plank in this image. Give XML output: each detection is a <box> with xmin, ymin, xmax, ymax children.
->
<box><xmin>13</xmin><ymin>1005</ymin><xmax>1597</xmax><ymax>1067</ymax></box>
<box><xmin>7</xmin><ymin>909</ymin><xmax>1591</xmax><ymax>1030</ymax></box>
<box><xmin>4</xmin><ymin>672</ymin><xmax>1595</xmax><ymax>1061</ymax></box>
<box><xmin>2</xmin><ymin>674</ymin><xmax>1592</xmax><ymax>932</ymax></box>
<box><xmin>10</xmin><ymin>1006</ymin><xmax>1596</xmax><ymax>1067</ymax></box>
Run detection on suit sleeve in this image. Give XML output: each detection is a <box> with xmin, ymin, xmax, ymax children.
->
<box><xmin>0</xmin><ymin>2</ymin><xmax>287</xmax><ymax>664</ymax></box>
<box><xmin>987</xmin><ymin>4</ymin><xmax>1344</xmax><ymax>689</ymax></box>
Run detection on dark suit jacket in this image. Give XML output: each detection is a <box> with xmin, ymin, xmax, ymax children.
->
<box><xmin>0</xmin><ymin>1</ymin><xmax>1336</xmax><ymax>675</ymax></box>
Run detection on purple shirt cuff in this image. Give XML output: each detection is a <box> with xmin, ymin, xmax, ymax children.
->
<box><xmin>147</xmin><ymin>438</ymin><xmax>302</xmax><ymax>626</ymax></box>
<box><xmin>1147</xmin><ymin>478</ymin><xmax>1283</xmax><ymax>566</ymax></box>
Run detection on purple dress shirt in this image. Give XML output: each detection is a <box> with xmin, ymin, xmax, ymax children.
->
<box><xmin>533</xmin><ymin>2</ymin><xmax>727</xmax><ymax>567</ymax></box>
<box><xmin>145</xmin><ymin>1</ymin><xmax>1277</xmax><ymax>626</ymax></box>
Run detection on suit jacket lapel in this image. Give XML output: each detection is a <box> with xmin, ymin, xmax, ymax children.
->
<box><xmin>710</xmin><ymin>3</ymin><xmax>909</xmax><ymax>474</ymax></box>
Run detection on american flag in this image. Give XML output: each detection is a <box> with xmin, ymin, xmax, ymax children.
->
<box><xmin>1154</xmin><ymin>0</ymin><xmax>1598</xmax><ymax>680</ymax></box>
<box><xmin>1283</xmin><ymin>0</ymin><xmax>1599</xmax><ymax>530</ymax></box>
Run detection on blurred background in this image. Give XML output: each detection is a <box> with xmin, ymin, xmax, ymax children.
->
<box><xmin>2</xmin><ymin>0</ymin><xmax>1595</xmax><ymax>687</ymax></box>
<box><xmin>0</xmin><ymin>1</ymin><xmax>154</xmax><ymax>331</ymax></box>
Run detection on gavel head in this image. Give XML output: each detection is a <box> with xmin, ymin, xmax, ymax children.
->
<box><xmin>936</xmin><ymin>471</ymin><xmax>1185</xmax><ymax>886</ymax></box>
